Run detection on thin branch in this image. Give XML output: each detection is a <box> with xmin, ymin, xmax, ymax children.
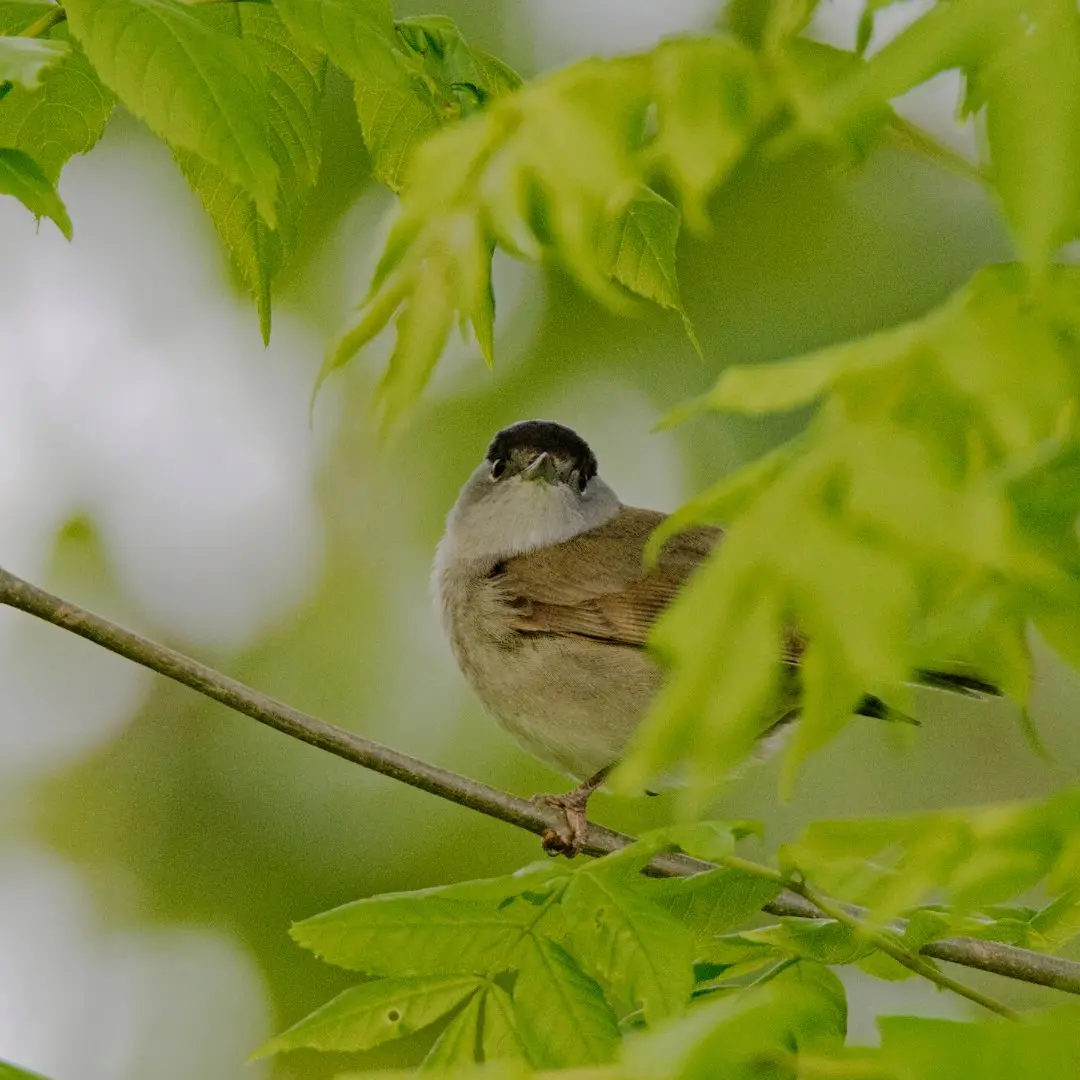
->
<box><xmin>721</xmin><ymin>855</ymin><xmax>1017</xmax><ymax>1019</ymax></box>
<box><xmin>2</xmin><ymin>565</ymin><xmax>1080</xmax><ymax>1001</ymax></box>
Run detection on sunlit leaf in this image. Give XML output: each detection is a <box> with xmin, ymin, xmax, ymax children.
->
<box><xmin>0</xmin><ymin>147</ymin><xmax>71</xmax><ymax>237</ymax></box>
<box><xmin>290</xmin><ymin>895</ymin><xmax>535</xmax><ymax>975</ymax></box>
<box><xmin>562</xmin><ymin>867</ymin><xmax>694</xmax><ymax>1022</ymax></box>
<box><xmin>0</xmin><ymin>18</ymin><xmax>113</xmax><ymax>182</ymax></box>
<box><xmin>420</xmin><ymin>989</ymin><xmax>484</xmax><ymax>1071</ymax></box>
<box><xmin>176</xmin><ymin>3</ymin><xmax>325</xmax><ymax>342</ymax></box>
<box><xmin>259</xmin><ymin>974</ymin><xmax>481</xmax><ymax>1055</ymax></box>
<box><xmin>480</xmin><ymin>984</ymin><xmax>527</xmax><ymax>1063</ymax></box>
<box><xmin>512</xmin><ymin>939</ymin><xmax>619</xmax><ymax>1067</ymax></box>
<box><xmin>64</xmin><ymin>0</ymin><xmax>279</xmax><ymax>224</ymax></box>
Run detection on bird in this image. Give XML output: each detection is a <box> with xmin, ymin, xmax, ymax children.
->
<box><xmin>432</xmin><ymin>419</ymin><xmax>999</xmax><ymax>856</ymax></box>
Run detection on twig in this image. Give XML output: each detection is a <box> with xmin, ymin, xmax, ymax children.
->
<box><xmin>722</xmin><ymin>855</ymin><xmax>1017</xmax><ymax>1019</ymax></box>
<box><xmin>19</xmin><ymin>4</ymin><xmax>67</xmax><ymax>38</ymax></box>
<box><xmin>2</xmin><ymin>565</ymin><xmax>1079</xmax><ymax>1001</ymax></box>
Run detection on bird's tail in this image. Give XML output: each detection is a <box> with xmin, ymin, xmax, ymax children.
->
<box><xmin>857</xmin><ymin>668</ymin><xmax>1001</xmax><ymax>726</ymax></box>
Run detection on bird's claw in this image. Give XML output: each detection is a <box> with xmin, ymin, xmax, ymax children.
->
<box><xmin>533</xmin><ymin>792</ymin><xmax>590</xmax><ymax>858</ymax></box>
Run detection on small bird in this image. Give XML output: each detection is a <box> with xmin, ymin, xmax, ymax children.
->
<box><xmin>433</xmin><ymin>420</ymin><xmax>998</xmax><ymax>856</ymax></box>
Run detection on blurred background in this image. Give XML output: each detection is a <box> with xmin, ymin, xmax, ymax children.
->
<box><xmin>3</xmin><ymin>1</ymin><xmax>1080</xmax><ymax>1077</ymax></box>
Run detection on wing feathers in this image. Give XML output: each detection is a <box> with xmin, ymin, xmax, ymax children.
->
<box><xmin>493</xmin><ymin>507</ymin><xmax>720</xmax><ymax>648</ymax></box>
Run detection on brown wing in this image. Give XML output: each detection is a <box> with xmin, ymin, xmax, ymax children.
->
<box><xmin>492</xmin><ymin>507</ymin><xmax>721</xmax><ymax>647</ymax></box>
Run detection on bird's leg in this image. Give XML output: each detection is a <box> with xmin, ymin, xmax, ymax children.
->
<box><xmin>532</xmin><ymin>765</ymin><xmax>613</xmax><ymax>858</ymax></box>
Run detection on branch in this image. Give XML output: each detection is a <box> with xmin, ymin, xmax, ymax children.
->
<box><xmin>723</xmin><ymin>855</ymin><xmax>1017</xmax><ymax>1019</ymax></box>
<box><xmin>2</xmin><ymin>565</ymin><xmax>1080</xmax><ymax>1000</ymax></box>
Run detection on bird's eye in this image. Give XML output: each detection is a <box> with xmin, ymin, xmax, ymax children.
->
<box><xmin>490</xmin><ymin>458</ymin><xmax>506</xmax><ymax>480</ymax></box>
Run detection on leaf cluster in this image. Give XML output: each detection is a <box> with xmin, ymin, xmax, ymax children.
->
<box><xmin>268</xmin><ymin>803</ymin><xmax>1080</xmax><ymax>1075</ymax></box>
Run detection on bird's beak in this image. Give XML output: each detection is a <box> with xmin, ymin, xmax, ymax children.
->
<box><xmin>522</xmin><ymin>452</ymin><xmax>558</xmax><ymax>484</ymax></box>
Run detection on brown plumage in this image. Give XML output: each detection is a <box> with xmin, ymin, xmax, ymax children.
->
<box><xmin>493</xmin><ymin>508</ymin><xmax>720</xmax><ymax>647</ymax></box>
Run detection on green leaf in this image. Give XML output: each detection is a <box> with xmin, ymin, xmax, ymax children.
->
<box><xmin>0</xmin><ymin>1060</ymin><xmax>51</xmax><ymax>1080</ymax></box>
<box><xmin>562</xmin><ymin>869</ymin><xmax>694</xmax><ymax>1023</ymax></box>
<box><xmin>0</xmin><ymin>36</ymin><xmax>68</xmax><ymax>89</ymax></box>
<box><xmin>744</xmin><ymin>920</ymin><xmax>874</xmax><ymax>965</ymax></box>
<box><xmin>512</xmin><ymin>939</ymin><xmax>619</xmax><ymax>1068</ymax></box>
<box><xmin>271</xmin><ymin>0</ymin><xmax>400</xmax><ymax>88</ymax></box>
<box><xmin>784</xmin><ymin>790</ymin><xmax>1080</xmax><ymax>924</ymax></box>
<box><xmin>275</xmin><ymin>1</ymin><xmax>519</xmax><ymax>191</ymax></box>
<box><xmin>974</xmin><ymin>0</ymin><xmax>1080</xmax><ymax>273</ymax></box>
<box><xmin>0</xmin><ymin>21</ymin><xmax>113</xmax><ymax>182</ymax></box>
<box><xmin>878</xmin><ymin>1009</ymin><xmax>1080</xmax><ymax>1080</ymax></box>
<box><xmin>856</xmin><ymin>0</ymin><xmax>910</xmax><ymax>55</ymax></box>
<box><xmin>259</xmin><ymin>974</ymin><xmax>481</xmax><ymax>1055</ymax></box>
<box><xmin>480</xmin><ymin>984</ymin><xmax>527</xmax><ymax>1063</ymax></box>
<box><xmin>645</xmin><ymin>867</ymin><xmax>782</xmax><ymax>945</ymax></box>
<box><xmin>175</xmin><ymin>3</ymin><xmax>325</xmax><ymax>342</ymax></box>
<box><xmin>600</xmin><ymin>185</ymin><xmax>699</xmax><ymax>351</ymax></box>
<box><xmin>290</xmin><ymin>894</ymin><xmax>534</xmax><ymax>976</ymax></box>
<box><xmin>0</xmin><ymin>147</ymin><xmax>71</xmax><ymax>236</ymax></box>
<box><xmin>1030</xmin><ymin>887</ymin><xmax>1080</xmax><ymax>951</ymax></box>
<box><xmin>420</xmin><ymin>989</ymin><xmax>483</xmax><ymax>1071</ymax></box>
<box><xmin>64</xmin><ymin>0</ymin><xmax>279</xmax><ymax>224</ymax></box>
<box><xmin>803</xmin><ymin>0</ymin><xmax>1080</xmax><ymax>271</ymax></box>
<box><xmin>625</xmin><ymin>962</ymin><xmax>847</xmax><ymax>1080</ymax></box>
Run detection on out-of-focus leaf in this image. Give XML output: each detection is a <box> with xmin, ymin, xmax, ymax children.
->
<box><xmin>512</xmin><ymin>939</ymin><xmax>619</xmax><ymax>1067</ymax></box>
<box><xmin>0</xmin><ymin>147</ymin><xmax>71</xmax><ymax>236</ymax></box>
<box><xmin>784</xmin><ymin>788</ymin><xmax>1080</xmax><ymax>924</ymax></box>
<box><xmin>625</xmin><ymin>962</ymin><xmax>847</xmax><ymax>1080</ymax></box>
<box><xmin>176</xmin><ymin>3</ymin><xmax>325</xmax><ymax>342</ymax></box>
<box><xmin>623</xmin><ymin>266</ymin><xmax>1080</xmax><ymax>803</ymax></box>
<box><xmin>878</xmin><ymin>1009</ymin><xmax>1080</xmax><ymax>1080</ymax></box>
<box><xmin>64</xmin><ymin>0</ymin><xmax>279</xmax><ymax>224</ymax></box>
<box><xmin>0</xmin><ymin>35</ymin><xmax>67</xmax><ymax>88</ymax></box>
<box><xmin>0</xmin><ymin>1060</ymin><xmax>51</xmax><ymax>1080</ymax></box>
<box><xmin>562</xmin><ymin>867</ymin><xmax>694</xmax><ymax>1023</ymax></box>
<box><xmin>419</xmin><ymin>989</ymin><xmax>484</xmax><ymax>1071</ymax></box>
<box><xmin>803</xmin><ymin>0</ymin><xmax>1080</xmax><ymax>272</ymax></box>
<box><xmin>647</xmin><ymin>36</ymin><xmax>770</xmax><ymax>231</ymax></box>
<box><xmin>259</xmin><ymin>975</ymin><xmax>481</xmax><ymax>1055</ymax></box>
<box><xmin>742</xmin><ymin>919</ymin><xmax>875</xmax><ymax>965</ymax></box>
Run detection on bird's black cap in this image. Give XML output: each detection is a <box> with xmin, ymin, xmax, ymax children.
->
<box><xmin>486</xmin><ymin>420</ymin><xmax>598</xmax><ymax>482</ymax></box>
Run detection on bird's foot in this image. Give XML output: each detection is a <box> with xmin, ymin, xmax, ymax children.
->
<box><xmin>531</xmin><ymin>766</ymin><xmax>612</xmax><ymax>858</ymax></box>
<box><xmin>532</xmin><ymin>789</ymin><xmax>592</xmax><ymax>858</ymax></box>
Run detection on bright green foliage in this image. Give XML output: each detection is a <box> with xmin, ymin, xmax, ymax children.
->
<box><xmin>803</xmin><ymin>0</ymin><xmax>1080</xmax><ymax>272</ymax></box>
<box><xmin>274</xmin><ymin>1</ymin><xmax>520</xmax><ymax>191</ymax></box>
<box><xmin>0</xmin><ymin>7</ymin><xmax>113</xmax><ymax>185</ymax></box>
<box><xmin>617</xmin><ymin>264</ymin><xmax>1080</xmax><ymax>799</ymax></box>
<box><xmin>259</xmin><ymin>974</ymin><xmax>482</xmax><ymax>1054</ymax></box>
<box><xmin>0</xmin><ymin>146</ymin><xmax>70</xmax><ymax>236</ymax></box>
<box><xmin>175</xmin><ymin>4</ymin><xmax>325</xmax><ymax>343</ymax></box>
<box><xmin>324</xmin><ymin>35</ymin><xmax>771</xmax><ymax>425</ymax></box>
<box><xmin>511</xmin><ymin>939</ymin><xmax>619</xmax><ymax>1066</ymax></box>
<box><xmin>276</xmin><ymin>805</ymin><xmax>1080</xmax><ymax>1068</ymax></box>
<box><xmin>0</xmin><ymin>35</ymin><xmax>67</xmax><ymax>88</ymax></box>
<box><xmin>64</xmin><ymin>0</ymin><xmax>280</xmax><ymax>225</ymax></box>
<box><xmin>0</xmin><ymin>1060</ymin><xmax>51</xmax><ymax>1080</ymax></box>
<box><xmin>273</xmin><ymin>826</ymin><xmax>755</xmax><ymax>1068</ymax></box>
<box><xmin>785</xmin><ymin>786</ymin><xmax>1080</xmax><ymax>925</ymax></box>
